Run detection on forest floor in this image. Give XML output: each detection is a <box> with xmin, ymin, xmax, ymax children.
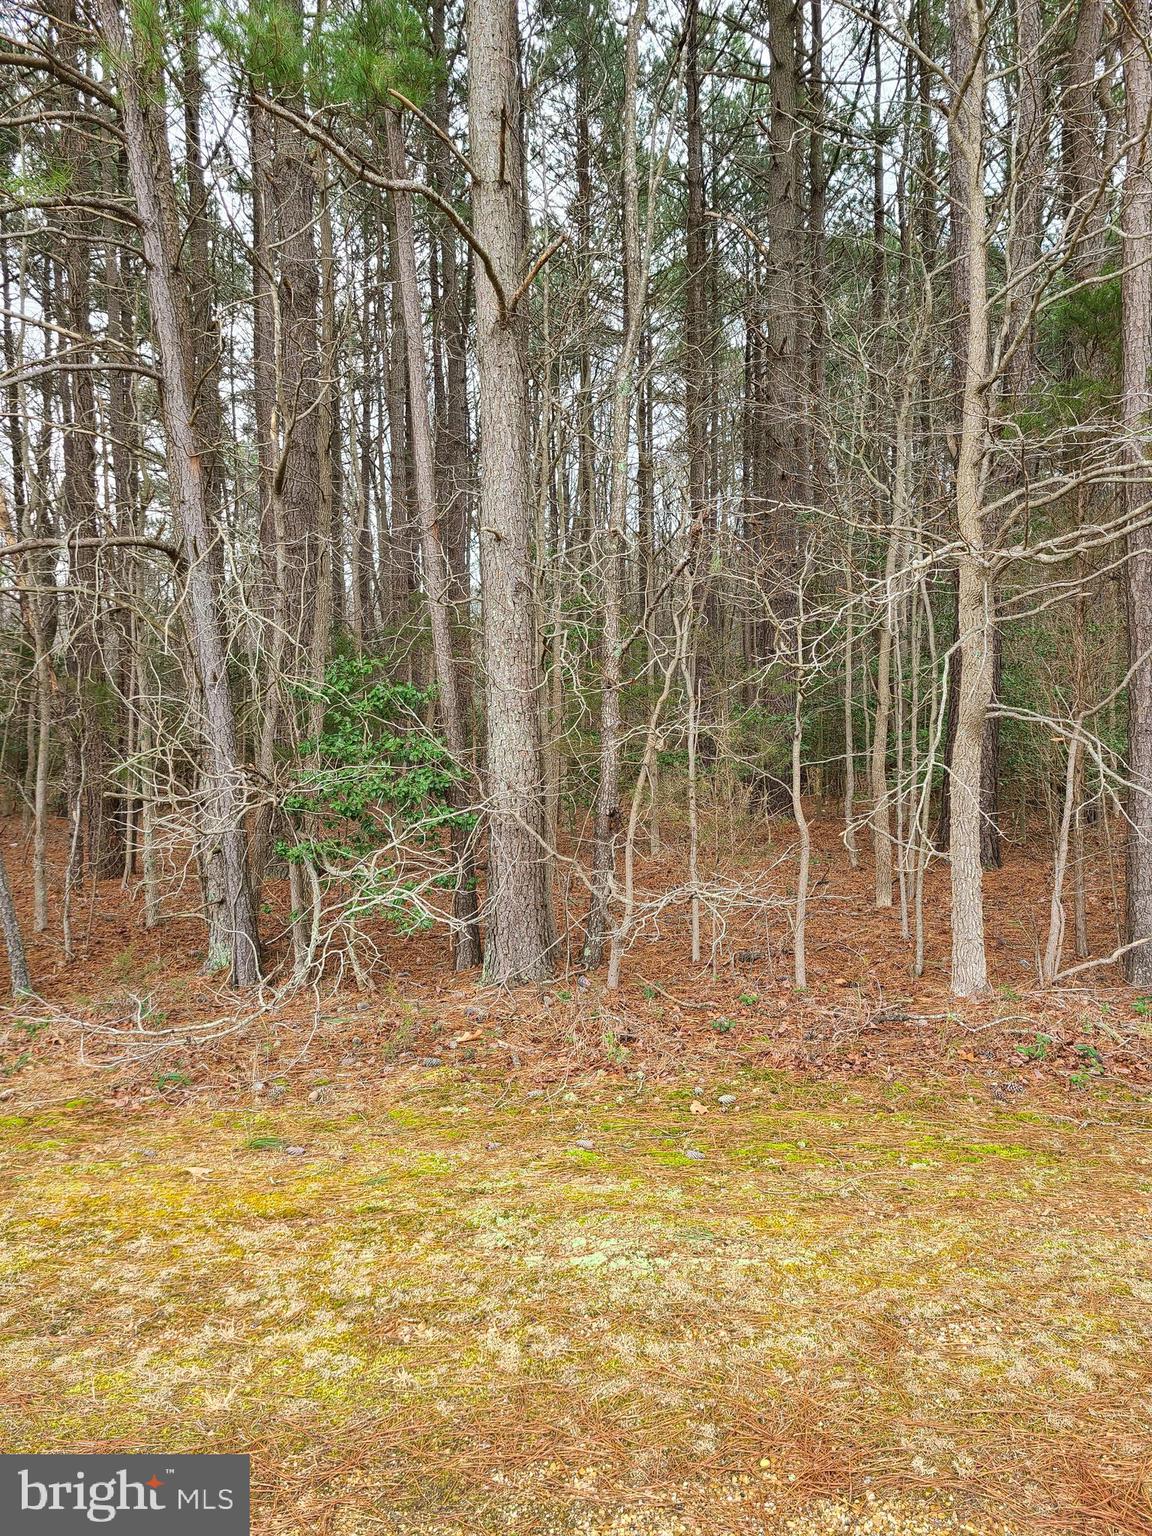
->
<box><xmin>2</xmin><ymin>813</ymin><xmax>1151</xmax><ymax>1534</ymax></box>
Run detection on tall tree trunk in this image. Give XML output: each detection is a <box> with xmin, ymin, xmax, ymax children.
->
<box><xmin>1122</xmin><ymin>0</ymin><xmax>1152</xmax><ymax>986</ymax></box>
<box><xmin>948</xmin><ymin>0</ymin><xmax>994</xmax><ymax>997</ymax></box>
<box><xmin>684</xmin><ymin>0</ymin><xmax>712</xmax><ymax>746</ymax></box>
<box><xmin>96</xmin><ymin>0</ymin><xmax>261</xmax><ymax>986</ymax></box>
<box><xmin>755</xmin><ymin>0</ymin><xmax>802</xmax><ymax>807</ymax></box>
<box><xmin>248</xmin><ymin>95</ymin><xmax>287</xmax><ymax>882</ymax></box>
<box><xmin>384</xmin><ymin>107</ymin><xmax>482</xmax><ymax>969</ymax></box>
<box><xmin>468</xmin><ymin>0</ymin><xmax>557</xmax><ymax>981</ymax></box>
<box><xmin>1062</xmin><ymin>0</ymin><xmax>1107</xmax><ymax>274</ymax></box>
<box><xmin>584</xmin><ymin>0</ymin><xmax>647</xmax><ymax>968</ymax></box>
<box><xmin>268</xmin><ymin>36</ymin><xmax>327</xmax><ymax>694</ymax></box>
<box><xmin>55</xmin><ymin>0</ymin><xmax>123</xmax><ymax>880</ymax></box>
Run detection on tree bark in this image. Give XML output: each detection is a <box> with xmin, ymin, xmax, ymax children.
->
<box><xmin>384</xmin><ymin>107</ymin><xmax>482</xmax><ymax>969</ymax></box>
<box><xmin>584</xmin><ymin>0</ymin><xmax>647</xmax><ymax>968</ymax></box>
<box><xmin>753</xmin><ymin>0</ymin><xmax>802</xmax><ymax>808</ymax></box>
<box><xmin>0</xmin><ymin>848</ymin><xmax>31</xmax><ymax>997</ymax></box>
<box><xmin>96</xmin><ymin>0</ymin><xmax>261</xmax><ymax>986</ymax></box>
<box><xmin>1122</xmin><ymin>0</ymin><xmax>1152</xmax><ymax>986</ymax></box>
<box><xmin>948</xmin><ymin>0</ymin><xmax>994</xmax><ymax>997</ymax></box>
<box><xmin>467</xmin><ymin>0</ymin><xmax>557</xmax><ymax>981</ymax></box>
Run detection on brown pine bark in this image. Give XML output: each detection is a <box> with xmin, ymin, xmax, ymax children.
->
<box><xmin>752</xmin><ymin>0</ymin><xmax>803</xmax><ymax>809</ymax></box>
<box><xmin>384</xmin><ymin>107</ymin><xmax>482</xmax><ymax>969</ymax></box>
<box><xmin>95</xmin><ymin>0</ymin><xmax>261</xmax><ymax>986</ymax></box>
<box><xmin>948</xmin><ymin>0</ymin><xmax>994</xmax><ymax>997</ymax></box>
<box><xmin>468</xmin><ymin>0</ymin><xmax>557</xmax><ymax>981</ymax></box>
<box><xmin>0</xmin><ymin>847</ymin><xmax>31</xmax><ymax>997</ymax></box>
<box><xmin>584</xmin><ymin>0</ymin><xmax>647</xmax><ymax>969</ymax></box>
<box><xmin>1122</xmin><ymin>0</ymin><xmax>1152</xmax><ymax>986</ymax></box>
<box><xmin>268</xmin><ymin>47</ymin><xmax>328</xmax><ymax>691</ymax></box>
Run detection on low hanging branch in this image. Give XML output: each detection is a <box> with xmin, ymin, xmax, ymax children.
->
<box><xmin>0</xmin><ymin>534</ymin><xmax>182</xmax><ymax>564</ymax></box>
<box><xmin>248</xmin><ymin>92</ymin><xmax>566</xmax><ymax>324</ymax></box>
<box><xmin>504</xmin><ymin>234</ymin><xmax>569</xmax><ymax>316</ymax></box>
<box><xmin>385</xmin><ymin>87</ymin><xmax>476</xmax><ymax>180</ymax></box>
<box><xmin>250</xmin><ymin>91</ymin><xmax>510</xmax><ymax>314</ymax></box>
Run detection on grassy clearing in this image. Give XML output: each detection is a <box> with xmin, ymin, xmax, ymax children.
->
<box><xmin>1</xmin><ymin>1073</ymin><xmax>1150</xmax><ymax>1534</ymax></box>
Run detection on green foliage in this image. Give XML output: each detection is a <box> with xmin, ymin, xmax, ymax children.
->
<box><xmin>127</xmin><ymin>0</ymin><xmax>168</xmax><ymax>78</ymax></box>
<box><xmin>1016</xmin><ymin>1032</ymin><xmax>1053</xmax><ymax>1063</ymax></box>
<box><xmin>1073</xmin><ymin>1043</ymin><xmax>1104</xmax><ymax>1071</ymax></box>
<box><xmin>319</xmin><ymin>0</ymin><xmax>437</xmax><ymax>109</ymax></box>
<box><xmin>0</xmin><ymin>1052</ymin><xmax>31</xmax><ymax>1080</ymax></box>
<box><xmin>155</xmin><ymin>1069</ymin><xmax>192</xmax><ymax>1092</ymax></box>
<box><xmin>281</xmin><ymin>656</ymin><xmax>466</xmax><ymax>856</ymax></box>
<box><xmin>1</xmin><ymin>162</ymin><xmax>72</xmax><ymax>202</ymax></box>
<box><xmin>731</xmin><ymin>701</ymin><xmax>792</xmax><ymax>784</ymax></box>
<box><xmin>278</xmin><ymin>657</ymin><xmax>469</xmax><ymax>936</ymax></box>
<box><xmin>1028</xmin><ymin>269</ymin><xmax>1122</xmax><ymax>426</ymax></box>
<box><xmin>1043</xmin><ymin>273</ymin><xmax>1121</xmax><ymax>364</ymax></box>
<box><xmin>214</xmin><ymin>0</ymin><xmax>435</xmax><ymax>107</ymax></box>
<box><xmin>213</xmin><ymin>0</ymin><xmax>311</xmax><ymax>94</ymax></box>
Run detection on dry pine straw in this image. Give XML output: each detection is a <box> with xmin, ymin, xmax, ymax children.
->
<box><xmin>1</xmin><ymin>1068</ymin><xmax>1151</xmax><ymax>1535</ymax></box>
<box><xmin>2</xmin><ymin>816</ymin><xmax>1152</xmax><ymax>1531</ymax></box>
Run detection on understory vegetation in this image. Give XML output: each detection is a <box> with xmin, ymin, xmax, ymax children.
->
<box><xmin>5</xmin><ymin>0</ymin><xmax>1152</xmax><ymax>1527</ymax></box>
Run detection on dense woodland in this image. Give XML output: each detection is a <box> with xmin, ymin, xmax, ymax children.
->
<box><xmin>2</xmin><ymin>0</ymin><xmax>1152</xmax><ymax>1005</ymax></box>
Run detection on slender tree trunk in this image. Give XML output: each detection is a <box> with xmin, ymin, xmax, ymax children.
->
<box><xmin>948</xmin><ymin>0</ymin><xmax>994</xmax><ymax>997</ymax></box>
<box><xmin>752</xmin><ymin>0</ymin><xmax>802</xmax><ymax>808</ymax></box>
<box><xmin>96</xmin><ymin>0</ymin><xmax>261</xmax><ymax>986</ymax></box>
<box><xmin>384</xmin><ymin>108</ymin><xmax>482</xmax><ymax>969</ymax></box>
<box><xmin>870</xmin><ymin>541</ymin><xmax>898</xmax><ymax>909</ymax></box>
<box><xmin>1044</xmin><ymin>721</ymin><xmax>1084</xmax><ymax>982</ymax></box>
<box><xmin>1122</xmin><ymin>0</ymin><xmax>1152</xmax><ymax>986</ymax></box>
<box><xmin>684</xmin><ymin>0</ymin><xmax>714</xmax><ymax>765</ymax></box>
<box><xmin>584</xmin><ymin>0</ymin><xmax>648</xmax><ymax>968</ymax></box>
<box><xmin>0</xmin><ymin>848</ymin><xmax>31</xmax><ymax>996</ymax></box>
<box><xmin>468</xmin><ymin>0</ymin><xmax>556</xmax><ymax>981</ymax></box>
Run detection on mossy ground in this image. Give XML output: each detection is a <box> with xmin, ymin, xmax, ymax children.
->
<box><xmin>2</xmin><ymin>1073</ymin><xmax>1151</xmax><ymax>1534</ymax></box>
